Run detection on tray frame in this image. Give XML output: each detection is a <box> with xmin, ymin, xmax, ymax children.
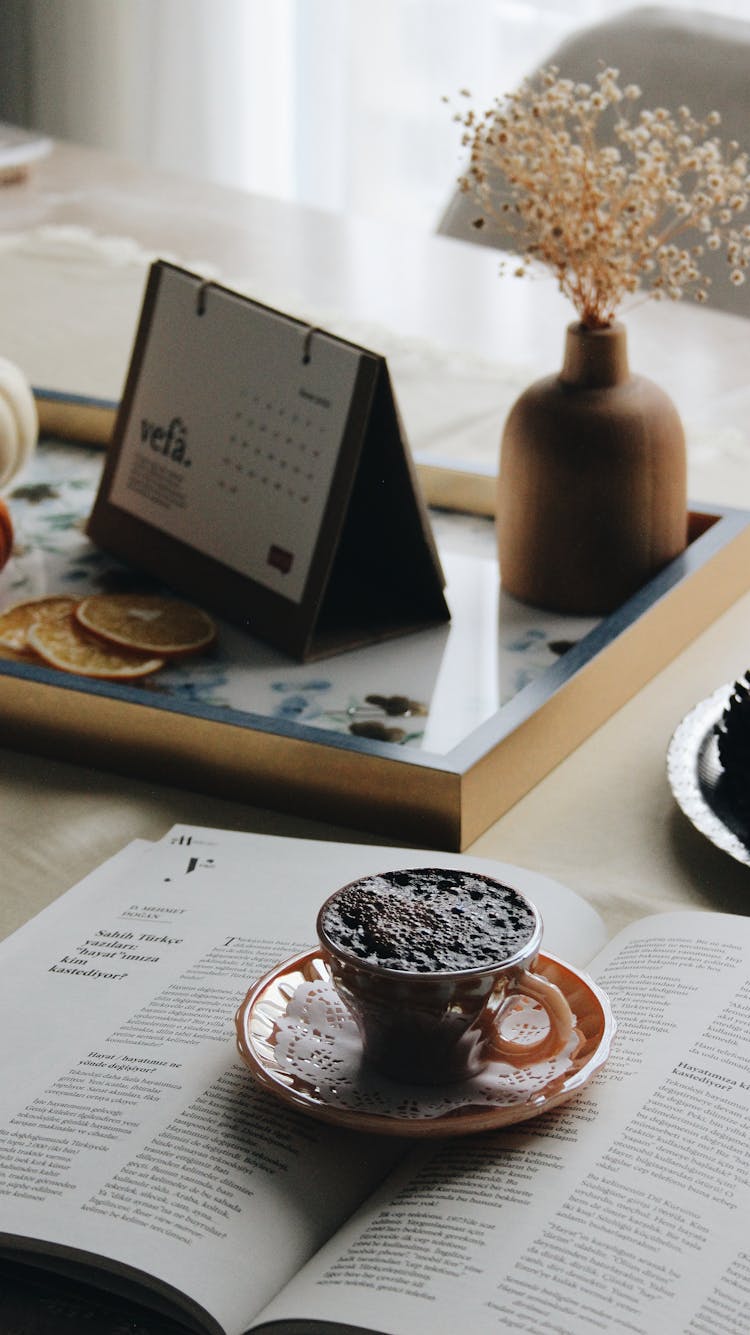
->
<box><xmin>2</xmin><ymin>490</ymin><xmax>749</xmax><ymax>850</ymax></box>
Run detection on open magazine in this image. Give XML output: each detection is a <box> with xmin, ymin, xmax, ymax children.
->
<box><xmin>1</xmin><ymin>823</ymin><xmax>749</xmax><ymax>1334</ymax></box>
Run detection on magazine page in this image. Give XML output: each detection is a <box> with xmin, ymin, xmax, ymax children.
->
<box><xmin>0</xmin><ymin>834</ymin><xmax>403</xmax><ymax>1335</ymax></box>
<box><xmin>161</xmin><ymin>823</ymin><xmax>608</xmax><ymax>971</ymax></box>
<box><xmin>252</xmin><ymin>909</ymin><xmax>750</xmax><ymax>1335</ymax></box>
<box><xmin>0</xmin><ymin>826</ymin><xmax>603</xmax><ymax>1335</ymax></box>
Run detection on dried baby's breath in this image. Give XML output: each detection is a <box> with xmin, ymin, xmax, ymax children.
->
<box><xmin>453</xmin><ymin>67</ymin><xmax>750</xmax><ymax>328</ymax></box>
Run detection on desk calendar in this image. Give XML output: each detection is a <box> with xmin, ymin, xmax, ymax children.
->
<box><xmin>88</xmin><ymin>261</ymin><xmax>449</xmax><ymax>660</ymax></box>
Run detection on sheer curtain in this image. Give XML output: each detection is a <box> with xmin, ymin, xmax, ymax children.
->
<box><xmin>22</xmin><ymin>0</ymin><xmax>298</xmax><ymax>200</ymax></box>
<box><xmin>14</xmin><ymin>0</ymin><xmax>750</xmax><ymax>230</ymax></box>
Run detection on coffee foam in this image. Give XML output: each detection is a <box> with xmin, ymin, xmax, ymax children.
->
<box><xmin>319</xmin><ymin>868</ymin><xmax>537</xmax><ymax>973</ymax></box>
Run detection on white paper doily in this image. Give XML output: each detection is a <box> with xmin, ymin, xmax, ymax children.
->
<box><xmin>236</xmin><ymin>948</ymin><xmax>615</xmax><ymax>1136</ymax></box>
<box><xmin>271</xmin><ymin>977</ymin><xmax>579</xmax><ymax>1119</ymax></box>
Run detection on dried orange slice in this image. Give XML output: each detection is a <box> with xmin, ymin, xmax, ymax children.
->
<box><xmin>0</xmin><ymin>643</ymin><xmax>36</xmax><ymax>663</ymax></box>
<box><xmin>0</xmin><ymin>594</ymin><xmax>79</xmax><ymax>651</ymax></box>
<box><xmin>75</xmin><ymin>593</ymin><xmax>217</xmax><ymax>657</ymax></box>
<box><xmin>28</xmin><ymin>614</ymin><xmax>164</xmax><ymax>680</ymax></box>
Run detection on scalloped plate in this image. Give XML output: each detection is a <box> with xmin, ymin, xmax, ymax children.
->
<box><xmin>235</xmin><ymin>948</ymin><xmax>615</xmax><ymax>1138</ymax></box>
<box><xmin>668</xmin><ymin>685</ymin><xmax>750</xmax><ymax>867</ymax></box>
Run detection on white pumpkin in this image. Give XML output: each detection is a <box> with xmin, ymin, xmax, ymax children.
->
<box><xmin>0</xmin><ymin>356</ymin><xmax>38</xmax><ymax>490</ymax></box>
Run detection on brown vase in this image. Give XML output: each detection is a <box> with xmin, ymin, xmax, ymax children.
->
<box><xmin>497</xmin><ymin>321</ymin><xmax>688</xmax><ymax>614</ymax></box>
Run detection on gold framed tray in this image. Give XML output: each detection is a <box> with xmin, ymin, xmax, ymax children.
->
<box><xmin>2</xmin><ymin>439</ymin><xmax>749</xmax><ymax>850</ymax></box>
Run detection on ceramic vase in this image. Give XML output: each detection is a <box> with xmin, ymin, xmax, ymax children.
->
<box><xmin>497</xmin><ymin>321</ymin><xmax>688</xmax><ymax>614</ymax></box>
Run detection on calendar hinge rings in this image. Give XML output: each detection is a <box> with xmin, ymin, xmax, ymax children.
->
<box><xmin>302</xmin><ymin>327</ymin><xmax>321</xmax><ymax>364</ymax></box>
<box><xmin>195</xmin><ymin>280</ymin><xmax>214</xmax><ymax>316</ymax></box>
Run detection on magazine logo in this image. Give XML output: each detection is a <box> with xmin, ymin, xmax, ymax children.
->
<box><xmin>140</xmin><ymin>416</ymin><xmax>191</xmax><ymax>467</ymax></box>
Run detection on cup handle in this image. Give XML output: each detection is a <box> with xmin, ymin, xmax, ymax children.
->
<box><xmin>489</xmin><ymin>967</ymin><xmax>576</xmax><ymax>1067</ymax></box>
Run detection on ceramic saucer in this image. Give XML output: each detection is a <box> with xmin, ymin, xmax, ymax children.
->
<box><xmin>668</xmin><ymin>685</ymin><xmax>750</xmax><ymax>867</ymax></box>
<box><xmin>235</xmin><ymin>948</ymin><xmax>615</xmax><ymax>1138</ymax></box>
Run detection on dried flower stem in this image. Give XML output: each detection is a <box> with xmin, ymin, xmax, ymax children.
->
<box><xmin>451</xmin><ymin>68</ymin><xmax>750</xmax><ymax>328</ymax></box>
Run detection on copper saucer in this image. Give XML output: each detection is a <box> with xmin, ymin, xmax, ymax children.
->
<box><xmin>235</xmin><ymin>948</ymin><xmax>615</xmax><ymax>1138</ymax></box>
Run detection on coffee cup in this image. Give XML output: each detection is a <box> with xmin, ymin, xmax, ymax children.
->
<box><xmin>316</xmin><ymin>867</ymin><xmax>576</xmax><ymax>1084</ymax></box>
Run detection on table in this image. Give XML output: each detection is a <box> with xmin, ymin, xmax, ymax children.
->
<box><xmin>1</xmin><ymin>137</ymin><xmax>750</xmax><ymax>948</ymax></box>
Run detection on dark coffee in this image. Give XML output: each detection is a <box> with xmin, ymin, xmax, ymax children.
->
<box><xmin>318</xmin><ymin>868</ymin><xmax>537</xmax><ymax>973</ymax></box>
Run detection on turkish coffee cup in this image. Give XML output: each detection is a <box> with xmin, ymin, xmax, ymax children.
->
<box><xmin>316</xmin><ymin>867</ymin><xmax>576</xmax><ymax>1085</ymax></box>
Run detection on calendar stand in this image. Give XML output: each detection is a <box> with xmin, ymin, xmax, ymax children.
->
<box><xmin>87</xmin><ymin>262</ymin><xmax>449</xmax><ymax>660</ymax></box>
